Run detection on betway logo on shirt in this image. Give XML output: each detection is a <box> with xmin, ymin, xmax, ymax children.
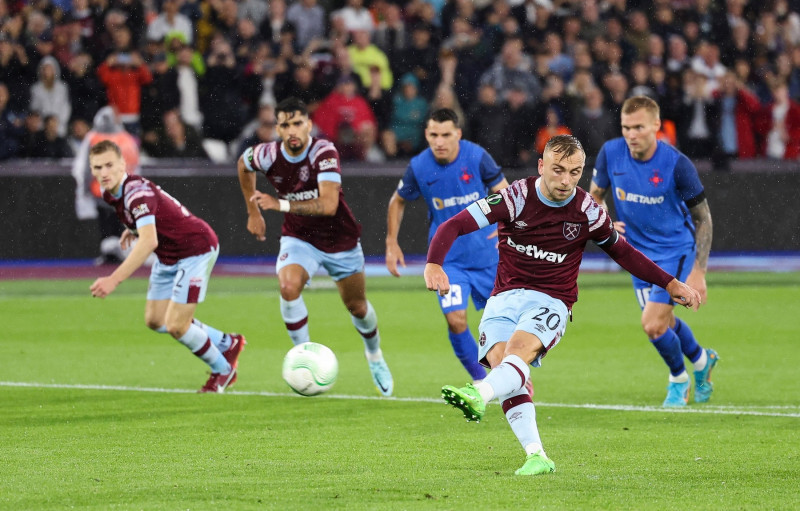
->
<box><xmin>432</xmin><ymin>191</ymin><xmax>481</xmax><ymax>210</ymax></box>
<box><xmin>615</xmin><ymin>187</ymin><xmax>665</xmax><ymax>205</ymax></box>
<box><xmin>507</xmin><ymin>238</ymin><xmax>567</xmax><ymax>263</ymax></box>
<box><xmin>283</xmin><ymin>189</ymin><xmax>319</xmax><ymax>201</ymax></box>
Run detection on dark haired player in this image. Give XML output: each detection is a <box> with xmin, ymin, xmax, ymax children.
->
<box><xmin>89</xmin><ymin>140</ymin><xmax>245</xmax><ymax>393</ymax></box>
<box><xmin>425</xmin><ymin>135</ymin><xmax>701</xmax><ymax>475</ymax></box>
<box><xmin>238</xmin><ymin>97</ymin><xmax>393</xmax><ymax>396</ymax></box>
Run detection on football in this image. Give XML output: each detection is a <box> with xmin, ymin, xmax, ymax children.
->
<box><xmin>282</xmin><ymin>342</ymin><xmax>338</xmax><ymax>396</ymax></box>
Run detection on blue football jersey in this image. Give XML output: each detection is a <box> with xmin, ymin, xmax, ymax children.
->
<box><xmin>397</xmin><ymin>140</ymin><xmax>505</xmax><ymax>269</ymax></box>
<box><xmin>593</xmin><ymin>138</ymin><xmax>705</xmax><ymax>260</ymax></box>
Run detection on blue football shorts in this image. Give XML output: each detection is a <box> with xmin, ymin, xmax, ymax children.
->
<box><xmin>631</xmin><ymin>248</ymin><xmax>695</xmax><ymax>308</ymax></box>
<box><xmin>276</xmin><ymin>236</ymin><xmax>365</xmax><ymax>282</ymax></box>
<box><xmin>478</xmin><ymin>288</ymin><xmax>569</xmax><ymax>368</ymax></box>
<box><xmin>147</xmin><ymin>246</ymin><xmax>219</xmax><ymax>304</ymax></box>
<box><xmin>437</xmin><ymin>264</ymin><xmax>496</xmax><ymax>314</ymax></box>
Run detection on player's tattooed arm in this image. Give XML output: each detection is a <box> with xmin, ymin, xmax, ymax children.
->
<box><xmin>289</xmin><ymin>181</ymin><xmax>340</xmax><ymax>216</ymax></box>
<box><xmin>690</xmin><ymin>199</ymin><xmax>713</xmax><ymax>272</ymax></box>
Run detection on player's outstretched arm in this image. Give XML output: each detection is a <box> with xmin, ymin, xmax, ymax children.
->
<box><xmin>665</xmin><ymin>279</ymin><xmax>701</xmax><ymax>311</ymax></box>
<box><xmin>90</xmin><ymin>223</ymin><xmax>157</xmax><ymax>299</ymax></box>
<box><xmin>686</xmin><ymin>199</ymin><xmax>713</xmax><ymax>304</ymax></box>
<box><xmin>424</xmin><ymin>263</ymin><xmax>450</xmax><ymax>296</ymax></box>
<box><xmin>385</xmin><ymin>192</ymin><xmax>407</xmax><ymax>277</ymax></box>
<box><xmin>237</xmin><ymin>155</ymin><xmax>266</xmax><ymax>241</ymax></box>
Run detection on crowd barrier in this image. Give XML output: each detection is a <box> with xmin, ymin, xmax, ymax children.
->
<box><xmin>1</xmin><ymin>158</ymin><xmax>798</xmax><ymax>260</ymax></box>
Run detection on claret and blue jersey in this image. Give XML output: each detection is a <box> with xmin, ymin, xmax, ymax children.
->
<box><xmin>397</xmin><ymin>140</ymin><xmax>505</xmax><ymax>269</ymax></box>
<box><xmin>593</xmin><ymin>139</ymin><xmax>705</xmax><ymax>261</ymax></box>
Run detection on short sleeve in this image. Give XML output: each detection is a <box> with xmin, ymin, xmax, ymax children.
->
<box><xmin>396</xmin><ymin>163</ymin><xmax>421</xmax><ymax>201</ymax></box>
<box><xmin>592</xmin><ymin>144</ymin><xmax>611</xmax><ymax>189</ymax></box>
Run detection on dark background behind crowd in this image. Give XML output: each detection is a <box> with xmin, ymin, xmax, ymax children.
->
<box><xmin>2</xmin><ymin>0</ymin><xmax>800</xmax><ymax>170</ymax></box>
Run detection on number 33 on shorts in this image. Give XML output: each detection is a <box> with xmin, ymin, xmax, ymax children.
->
<box><xmin>439</xmin><ymin>284</ymin><xmax>463</xmax><ymax>308</ymax></box>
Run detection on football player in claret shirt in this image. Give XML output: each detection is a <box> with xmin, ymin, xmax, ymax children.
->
<box><xmin>386</xmin><ymin>108</ymin><xmax>509</xmax><ymax>383</ymax></box>
<box><xmin>237</xmin><ymin>97</ymin><xmax>393</xmax><ymax>396</ymax></box>
<box><xmin>591</xmin><ymin>96</ymin><xmax>717</xmax><ymax>408</ymax></box>
<box><xmin>88</xmin><ymin>140</ymin><xmax>246</xmax><ymax>393</ymax></box>
<box><xmin>425</xmin><ymin>135</ymin><xmax>701</xmax><ymax>476</ymax></box>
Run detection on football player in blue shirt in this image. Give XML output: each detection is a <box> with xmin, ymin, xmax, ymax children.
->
<box><xmin>590</xmin><ymin>96</ymin><xmax>718</xmax><ymax>407</ymax></box>
<box><xmin>386</xmin><ymin>108</ymin><xmax>509</xmax><ymax>382</ymax></box>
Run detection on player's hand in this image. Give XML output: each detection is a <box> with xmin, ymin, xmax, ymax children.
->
<box><xmin>250</xmin><ymin>190</ymin><xmax>279</xmax><ymax>211</ymax></box>
<box><xmin>90</xmin><ymin>276</ymin><xmax>119</xmax><ymax>299</ymax></box>
<box><xmin>119</xmin><ymin>229</ymin><xmax>137</xmax><ymax>250</ymax></box>
<box><xmin>685</xmin><ymin>268</ymin><xmax>708</xmax><ymax>306</ymax></box>
<box><xmin>613</xmin><ymin>220</ymin><xmax>627</xmax><ymax>240</ymax></box>
<box><xmin>665</xmin><ymin>279</ymin><xmax>702</xmax><ymax>311</ymax></box>
<box><xmin>246</xmin><ymin>213</ymin><xmax>267</xmax><ymax>241</ymax></box>
<box><xmin>385</xmin><ymin>239</ymin><xmax>405</xmax><ymax>277</ymax></box>
<box><xmin>424</xmin><ymin>263</ymin><xmax>450</xmax><ymax>296</ymax></box>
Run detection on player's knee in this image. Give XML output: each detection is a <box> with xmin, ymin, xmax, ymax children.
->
<box><xmin>642</xmin><ymin>319</ymin><xmax>668</xmax><ymax>339</ymax></box>
<box><xmin>165</xmin><ymin>318</ymin><xmax>191</xmax><ymax>339</ymax></box>
<box><xmin>345</xmin><ymin>299</ymin><xmax>368</xmax><ymax>318</ymax></box>
<box><xmin>279</xmin><ymin>281</ymin><xmax>303</xmax><ymax>301</ymax></box>
<box><xmin>446</xmin><ymin>316</ymin><xmax>468</xmax><ymax>334</ymax></box>
<box><xmin>145</xmin><ymin>318</ymin><xmax>162</xmax><ymax>331</ymax></box>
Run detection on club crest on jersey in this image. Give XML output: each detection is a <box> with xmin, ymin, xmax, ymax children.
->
<box><xmin>479</xmin><ymin>332</ymin><xmax>486</xmax><ymax>347</ymax></box>
<box><xmin>459</xmin><ymin>166</ymin><xmax>473</xmax><ymax>184</ymax></box>
<box><xmin>563</xmin><ymin>222</ymin><xmax>581</xmax><ymax>240</ymax></box>
<box><xmin>299</xmin><ymin>166</ymin><xmax>310</xmax><ymax>182</ymax></box>
<box><xmin>649</xmin><ymin>169</ymin><xmax>664</xmax><ymax>187</ymax></box>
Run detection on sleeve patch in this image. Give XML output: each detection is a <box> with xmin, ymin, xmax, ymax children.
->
<box><xmin>476</xmin><ymin>198</ymin><xmax>492</xmax><ymax>215</ymax></box>
<box><xmin>132</xmin><ymin>203</ymin><xmax>150</xmax><ymax>218</ymax></box>
<box><xmin>318</xmin><ymin>157</ymin><xmax>338</xmax><ymax>171</ymax></box>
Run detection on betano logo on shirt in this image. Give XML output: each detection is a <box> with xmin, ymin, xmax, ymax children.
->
<box><xmin>432</xmin><ymin>191</ymin><xmax>481</xmax><ymax>210</ymax></box>
<box><xmin>615</xmin><ymin>187</ymin><xmax>665</xmax><ymax>205</ymax></box>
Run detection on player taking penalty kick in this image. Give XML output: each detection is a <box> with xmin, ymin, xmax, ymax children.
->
<box><xmin>89</xmin><ymin>140</ymin><xmax>245</xmax><ymax>393</ymax></box>
<box><xmin>425</xmin><ymin>136</ymin><xmax>701</xmax><ymax>475</ymax></box>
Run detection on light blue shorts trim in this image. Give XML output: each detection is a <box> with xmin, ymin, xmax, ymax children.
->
<box><xmin>437</xmin><ymin>264</ymin><xmax>496</xmax><ymax>313</ymax></box>
<box><xmin>276</xmin><ymin>236</ymin><xmax>365</xmax><ymax>282</ymax></box>
<box><xmin>147</xmin><ymin>246</ymin><xmax>219</xmax><ymax>304</ymax></box>
<box><xmin>631</xmin><ymin>249</ymin><xmax>694</xmax><ymax>308</ymax></box>
<box><xmin>478</xmin><ymin>288</ymin><xmax>568</xmax><ymax>367</ymax></box>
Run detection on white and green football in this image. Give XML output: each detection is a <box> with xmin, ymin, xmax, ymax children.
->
<box><xmin>282</xmin><ymin>342</ymin><xmax>338</xmax><ymax>396</ymax></box>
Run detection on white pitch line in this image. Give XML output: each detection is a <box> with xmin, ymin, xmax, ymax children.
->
<box><xmin>2</xmin><ymin>381</ymin><xmax>799</xmax><ymax>418</ymax></box>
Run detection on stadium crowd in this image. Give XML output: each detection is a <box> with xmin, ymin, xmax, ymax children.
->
<box><xmin>1</xmin><ymin>0</ymin><xmax>800</xmax><ymax>168</ymax></box>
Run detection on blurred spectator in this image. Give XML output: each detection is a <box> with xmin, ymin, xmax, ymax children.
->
<box><xmin>173</xmin><ymin>40</ymin><xmax>203</xmax><ymax>132</ymax></box>
<box><xmin>579</xmin><ymin>1</ymin><xmax>605</xmax><ymax>43</ymax></box>
<box><xmin>259</xmin><ymin>0</ymin><xmax>292</xmax><ymax>49</ymax></box>
<box><xmin>332</xmin><ymin>0</ymin><xmax>375</xmax><ymax>33</ymax></box>
<box><xmin>286</xmin><ymin>0</ymin><xmax>326</xmax><ymax>52</ymax></box>
<box><xmin>0</xmin><ymin>33</ymin><xmax>32</xmax><ymax>113</ymax></box>
<box><xmin>465</xmin><ymin>82</ymin><xmax>505</xmax><ymax>161</ymax></box>
<box><xmin>140</xmin><ymin>52</ymin><xmax>179</xmax><ymax>136</ymax></box>
<box><xmin>34</xmin><ymin>113</ymin><xmax>73</xmax><ymax>158</ymax></box>
<box><xmin>18</xmin><ymin>110</ymin><xmax>42</xmax><ymax>157</ymax></box>
<box><xmin>238</xmin><ymin>0</ymin><xmax>269</xmax><ymax>27</ymax></box>
<box><xmin>29</xmin><ymin>55</ymin><xmax>70</xmax><ymax>136</ymax></box>
<box><xmin>97</xmin><ymin>50</ymin><xmax>152</xmax><ymax>137</ymax></box>
<box><xmin>235</xmin><ymin>103</ymin><xmax>277</xmax><ymax>157</ymax></box>
<box><xmin>312</xmin><ymin>74</ymin><xmax>380</xmax><ymax>161</ymax></box>
<box><xmin>665</xmin><ymin>34</ymin><xmax>690</xmax><ymax>74</ymax></box>
<box><xmin>373</xmin><ymin>3</ymin><xmax>407</xmax><ymax>64</ymax></box>
<box><xmin>67</xmin><ymin>116</ymin><xmax>90</xmax><ymax>155</ymax></box>
<box><xmin>763</xmin><ymin>81</ymin><xmax>800</xmax><ymax>160</ymax></box>
<box><xmin>542</xmin><ymin>31</ymin><xmax>573</xmax><ymax>82</ymax></box>
<box><xmin>721</xmin><ymin>19</ymin><xmax>754</xmax><ymax>68</ymax></box>
<box><xmin>501</xmin><ymin>83</ymin><xmax>537</xmax><ymax>167</ymax></box>
<box><xmin>348</xmin><ymin>28</ymin><xmax>393</xmax><ymax>91</ymax></box>
<box><xmin>385</xmin><ymin>73</ymin><xmax>428</xmax><ymax>158</ymax></box>
<box><xmin>440</xmin><ymin>17</ymin><xmax>489</xmax><ymax>106</ymax></box>
<box><xmin>479</xmin><ymin>36</ymin><xmax>541</xmax><ymax>104</ymax></box>
<box><xmin>202</xmin><ymin>37</ymin><xmax>246</xmax><ymax>143</ymax></box>
<box><xmin>276</xmin><ymin>61</ymin><xmax>327</xmax><ymax>115</ymax></box>
<box><xmin>629</xmin><ymin>60</ymin><xmax>657</xmax><ymax>99</ymax></box>
<box><xmin>690</xmin><ymin>40</ymin><xmax>727</xmax><ymax>92</ymax></box>
<box><xmin>64</xmin><ymin>51</ymin><xmax>104</xmax><ymax>124</ymax></box>
<box><xmin>430</xmin><ymin>83</ymin><xmax>465</xmax><ymax>127</ymax></box>
<box><xmin>678</xmin><ymin>69</ymin><xmax>718</xmax><ymax>159</ymax></box>
<box><xmin>534</xmin><ymin>104</ymin><xmax>572</xmax><ymax>158</ymax></box>
<box><xmin>0</xmin><ymin>81</ymin><xmax>24</xmax><ymax>159</ymax></box>
<box><xmin>147</xmin><ymin>0</ymin><xmax>193</xmax><ymax>45</ymax></box>
<box><xmin>241</xmin><ymin>40</ymin><xmax>286</xmax><ymax>117</ymax></box>
<box><xmin>142</xmin><ymin>109</ymin><xmax>208</xmax><ymax>158</ymax></box>
<box><xmin>394</xmin><ymin>22</ymin><xmax>439</xmax><ymax>100</ymax></box>
<box><xmin>570</xmin><ymin>86</ymin><xmax>616</xmax><ymax>163</ymax></box>
<box><xmin>71</xmin><ymin>106</ymin><xmax>141</xmax><ymax>263</ymax></box>
<box><xmin>624</xmin><ymin>10</ymin><xmax>651</xmax><ymax>61</ymax></box>
<box><xmin>712</xmin><ymin>71</ymin><xmax>763</xmax><ymax>168</ymax></box>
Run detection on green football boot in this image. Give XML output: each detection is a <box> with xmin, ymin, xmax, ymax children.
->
<box><xmin>515</xmin><ymin>452</ymin><xmax>556</xmax><ymax>476</ymax></box>
<box><xmin>441</xmin><ymin>383</ymin><xmax>486</xmax><ymax>422</ymax></box>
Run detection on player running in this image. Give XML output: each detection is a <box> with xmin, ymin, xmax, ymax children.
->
<box><xmin>89</xmin><ymin>140</ymin><xmax>245</xmax><ymax>393</ymax></box>
<box><xmin>385</xmin><ymin>108</ymin><xmax>508</xmax><ymax>382</ymax></box>
<box><xmin>590</xmin><ymin>96</ymin><xmax>717</xmax><ymax>407</ymax></box>
<box><xmin>426</xmin><ymin>135</ymin><xmax>701</xmax><ymax>475</ymax></box>
<box><xmin>237</xmin><ymin>97</ymin><xmax>393</xmax><ymax>396</ymax></box>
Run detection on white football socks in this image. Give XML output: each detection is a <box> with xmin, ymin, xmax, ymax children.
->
<box><xmin>476</xmin><ymin>354</ymin><xmax>530</xmax><ymax>403</ymax></box>
<box><xmin>280</xmin><ymin>296</ymin><xmax>310</xmax><ymax>345</ymax></box>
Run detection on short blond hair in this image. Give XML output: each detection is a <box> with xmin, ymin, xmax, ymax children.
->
<box><xmin>621</xmin><ymin>95</ymin><xmax>660</xmax><ymax>119</ymax></box>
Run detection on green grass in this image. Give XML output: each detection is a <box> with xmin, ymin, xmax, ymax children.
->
<box><xmin>1</xmin><ymin>272</ymin><xmax>799</xmax><ymax>510</ymax></box>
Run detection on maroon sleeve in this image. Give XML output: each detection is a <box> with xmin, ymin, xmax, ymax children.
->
<box><xmin>599</xmin><ymin>233</ymin><xmax>674</xmax><ymax>289</ymax></box>
<box><xmin>426</xmin><ymin>208</ymin><xmax>481</xmax><ymax>265</ymax></box>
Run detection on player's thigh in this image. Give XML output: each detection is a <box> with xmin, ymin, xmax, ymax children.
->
<box><xmin>480</xmin><ymin>289</ymin><xmax>568</xmax><ymax>368</ymax></box>
<box><xmin>320</xmin><ymin>242</ymin><xmax>366</xmax><ymax>282</ymax></box>
<box><xmin>276</xmin><ymin>236</ymin><xmax>320</xmax><ymax>292</ymax></box>
<box><xmin>444</xmin><ymin>309</ymin><xmax>469</xmax><ymax>333</ymax></box>
<box><xmin>168</xmin><ymin>248</ymin><xmax>219</xmax><ymax>305</ymax></box>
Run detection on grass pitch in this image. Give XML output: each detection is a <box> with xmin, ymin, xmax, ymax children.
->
<box><xmin>1</xmin><ymin>272</ymin><xmax>798</xmax><ymax>510</ymax></box>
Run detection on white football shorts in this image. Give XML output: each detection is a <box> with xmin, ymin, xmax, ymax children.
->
<box><xmin>147</xmin><ymin>246</ymin><xmax>219</xmax><ymax>304</ymax></box>
<box><xmin>276</xmin><ymin>236</ymin><xmax>365</xmax><ymax>282</ymax></box>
